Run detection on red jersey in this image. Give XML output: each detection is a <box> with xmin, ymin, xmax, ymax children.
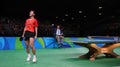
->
<box><xmin>25</xmin><ymin>18</ymin><xmax>38</xmax><ymax>32</ymax></box>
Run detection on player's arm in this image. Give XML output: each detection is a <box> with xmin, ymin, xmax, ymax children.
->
<box><xmin>34</xmin><ymin>19</ymin><xmax>38</xmax><ymax>38</ymax></box>
<box><xmin>22</xmin><ymin>27</ymin><xmax>26</xmax><ymax>37</ymax></box>
<box><xmin>22</xmin><ymin>20</ymin><xmax>27</xmax><ymax>37</ymax></box>
<box><xmin>35</xmin><ymin>26</ymin><xmax>38</xmax><ymax>38</ymax></box>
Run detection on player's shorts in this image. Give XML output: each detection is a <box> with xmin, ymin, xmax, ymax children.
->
<box><xmin>24</xmin><ymin>31</ymin><xmax>35</xmax><ymax>41</ymax></box>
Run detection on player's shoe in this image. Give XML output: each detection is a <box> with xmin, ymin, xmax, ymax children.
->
<box><xmin>26</xmin><ymin>55</ymin><xmax>31</xmax><ymax>61</ymax></box>
<box><xmin>32</xmin><ymin>56</ymin><xmax>36</xmax><ymax>63</ymax></box>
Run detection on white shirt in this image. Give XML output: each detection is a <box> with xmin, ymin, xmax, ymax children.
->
<box><xmin>56</xmin><ymin>29</ymin><xmax>61</xmax><ymax>35</ymax></box>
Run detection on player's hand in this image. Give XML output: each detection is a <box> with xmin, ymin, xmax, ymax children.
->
<box><xmin>19</xmin><ymin>36</ymin><xmax>23</xmax><ymax>41</ymax></box>
<box><xmin>22</xmin><ymin>35</ymin><xmax>24</xmax><ymax>38</ymax></box>
<box><xmin>34</xmin><ymin>36</ymin><xmax>37</xmax><ymax>39</ymax></box>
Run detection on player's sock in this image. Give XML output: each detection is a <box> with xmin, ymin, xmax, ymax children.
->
<box><xmin>26</xmin><ymin>53</ymin><xmax>31</xmax><ymax>61</ymax></box>
<box><xmin>28</xmin><ymin>54</ymin><xmax>31</xmax><ymax>57</ymax></box>
<box><xmin>32</xmin><ymin>55</ymin><xmax>36</xmax><ymax>62</ymax></box>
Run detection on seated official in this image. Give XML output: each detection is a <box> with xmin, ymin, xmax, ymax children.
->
<box><xmin>55</xmin><ymin>25</ymin><xmax>64</xmax><ymax>48</ymax></box>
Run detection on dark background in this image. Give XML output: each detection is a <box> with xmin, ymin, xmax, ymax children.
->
<box><xmin>0</xmin><ymin>0</ymin><xmax>120</xmax><ymax>36</ymax></box>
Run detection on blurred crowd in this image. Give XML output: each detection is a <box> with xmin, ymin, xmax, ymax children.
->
<box><xmin>0</xmin><ymin>16</ymin><xmax>120</xmax><ymax>37</ymax></box>
<box><xmin>0</xmin><ymin>17</ymin><xmax>79</xmax><ymax>37</ymax></box>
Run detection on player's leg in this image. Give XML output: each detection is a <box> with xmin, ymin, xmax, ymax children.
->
<box><xmin>56</xmin><ymin>35</ymin><xmax>60</xmax><ymax>44</ymax></box>
<box><xmin>56</xmin><ymin>35</ymin><xmax>61</xmax><ymax>48</ymax></box>
<box><xmin>25</xmin><ymin>37</ymin><xmax>31</xmax><ymax>61</ymax></box>
<box><xmin>60</xmin><ymin>36</ymin><xmax>64</xmax><ymax>44</ymax></box>
<box><xmin>29</xmin><ymin>37</ymin><xmax>36</xmax><ymax>62</ymax></box>
<box><xmin>59</xmin><ymin>36</ymin><xmax>64</xmax><ymax>47</ymax></box>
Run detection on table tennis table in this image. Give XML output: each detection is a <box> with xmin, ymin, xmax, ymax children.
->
<box><xmin>70</xmin><ymin>36</ymin><xmax>120</xmax><ymax>60</ymax></box>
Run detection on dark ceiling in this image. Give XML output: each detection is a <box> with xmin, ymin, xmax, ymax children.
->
<box><xmin>1</xmin><ymin>0</ymin><xmax>120</xmax><ymax>20</ymax></box>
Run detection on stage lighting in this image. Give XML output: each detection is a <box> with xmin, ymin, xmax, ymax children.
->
<box><xmin>65</xmin><ymin>14</ymin><xmax>68</xmax><ymax>16</ymax></box>
<box><xmin>84</xmin><ymin>16</ymin><xmax>87</xmax><ymax>18</ymax></box>
<box><xmin>99</xmin><ymin>13</ymin><xmax>102</xmax><ymax>15</ymax></box>
<box><xmin>79</xmin><ymin>11</ymin><xmax>83</xmax><ymax>13</ymax></box>
<box><xmin>56</xmin><ymin>16</ymin><xmax>58</xmax><ymax>18</ymax></box>
<box><xmin>72</xmin><ymin>17</ymin><xmax>74</xmax><ymax>20</ymax></box>
<box><xmin>98</xmin><ymin>6</ymin><xmax>103</xmax><ymax>9</ymax></box>
<box><xmin>62</xmin><ymin>19</ymin><xmax>65</xmax><ymax>21</ymax></box>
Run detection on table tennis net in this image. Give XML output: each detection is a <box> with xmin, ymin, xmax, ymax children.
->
<box><xmin>88</xmin><ymin>36</ymin><xmax>120</xmax><ymax>41</ymax></box>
